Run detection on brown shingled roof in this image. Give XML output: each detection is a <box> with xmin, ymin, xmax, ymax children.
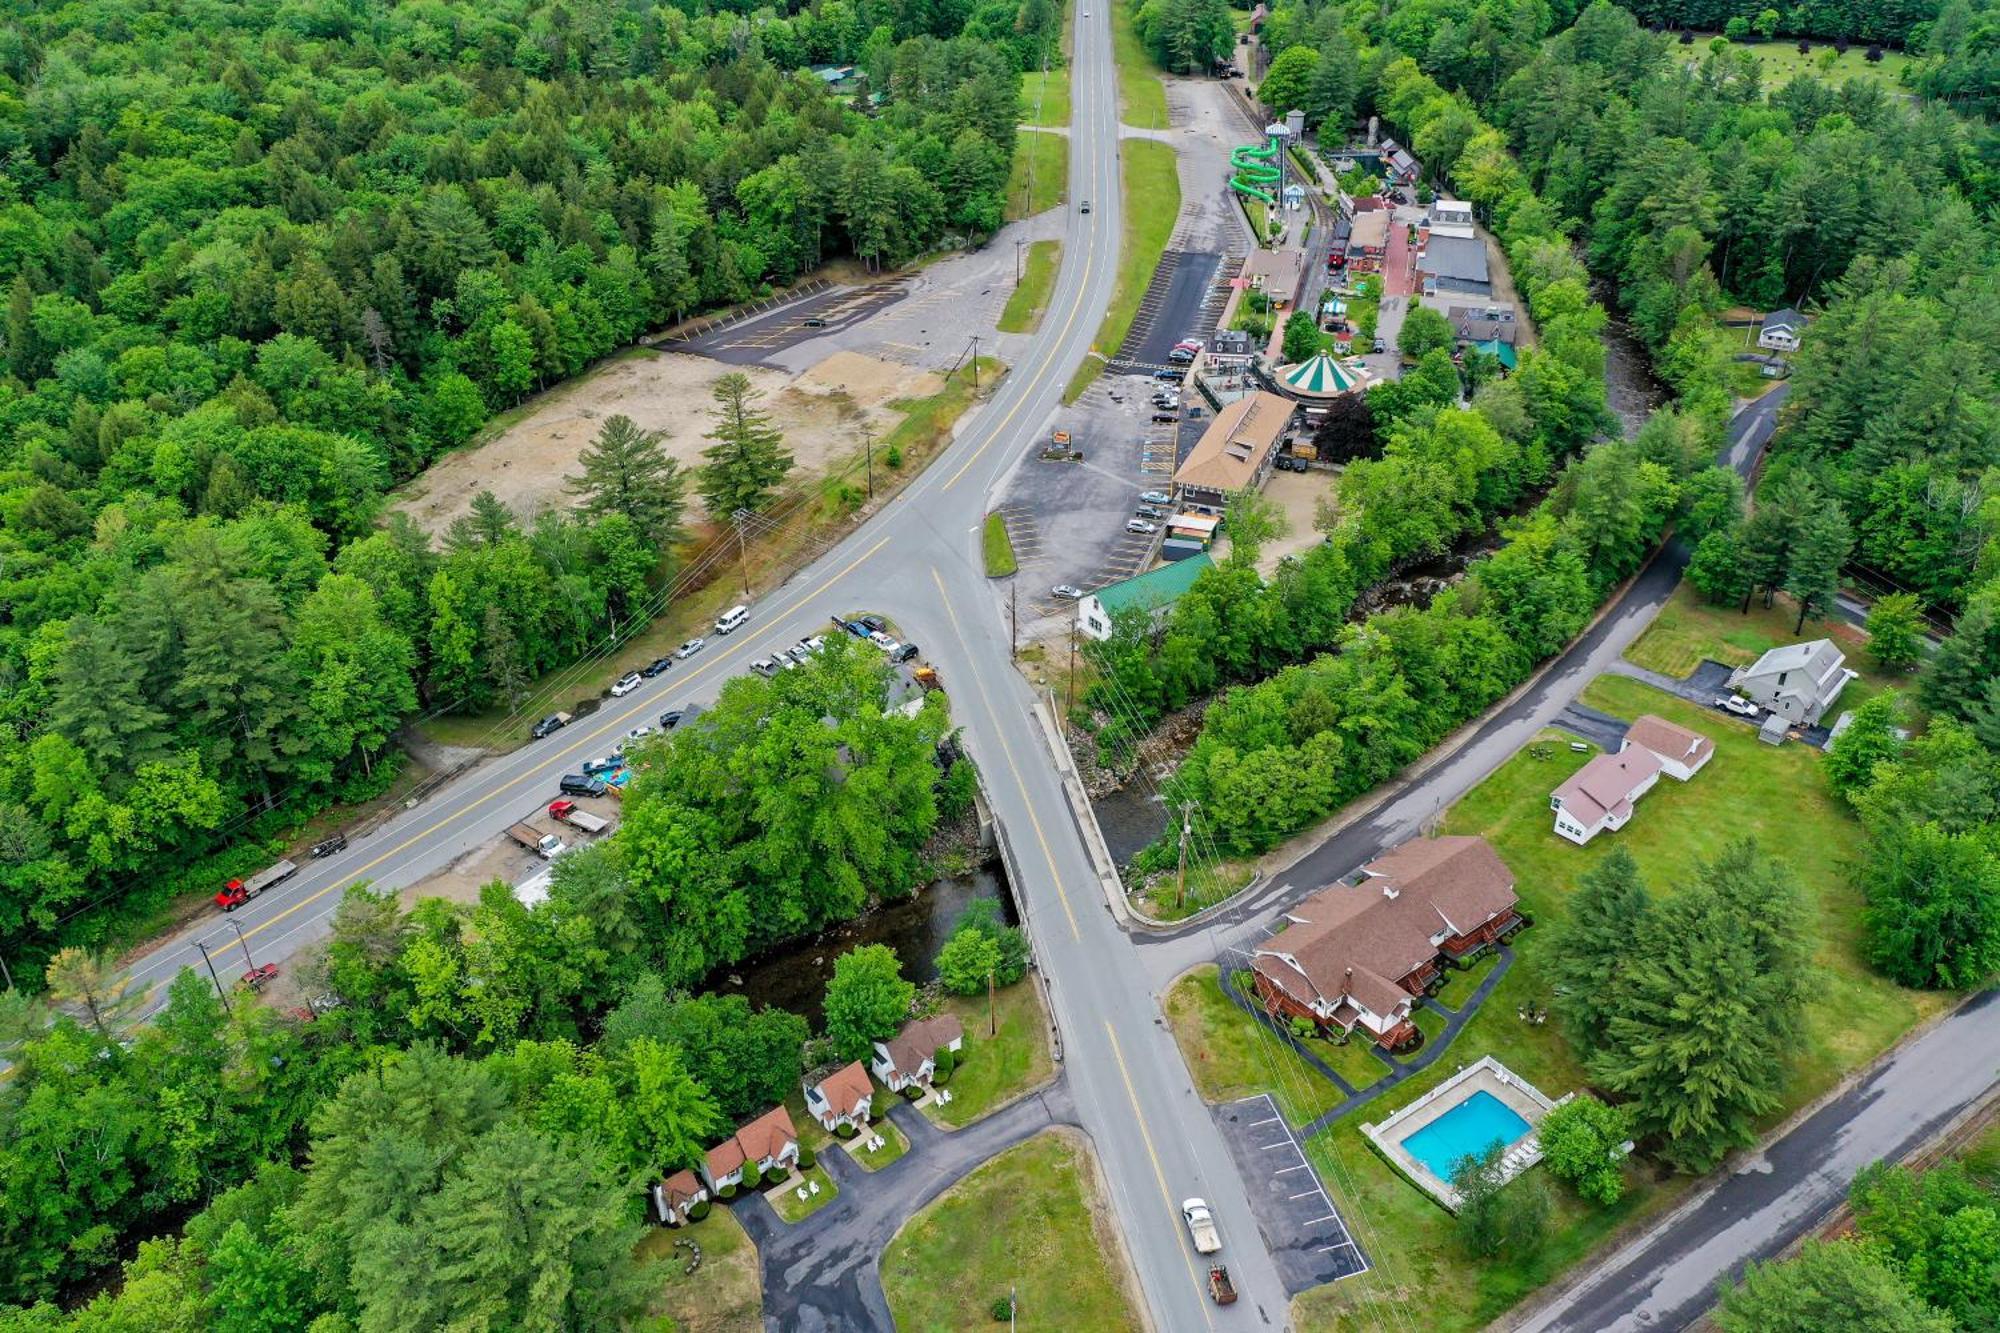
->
<box><xmin>1254</xmin><ymin>837</ymin><xmax>1516</xmax><ymax>1020</ymax></box>
<box><xmin>662</xmin><ymin>1169</ymin><xmax>703</xmax><ymax>1210</ymax></box>
<box><xmin>1622</xmin><ymin>714</ymin><xmax>1711</xmax><ymax>768</ymax></box>
<box><xmin>883</xmin><ymin>1013</ymin><xmax>964</xmax><ymax>1075</ymax></box>
<box><xmin>1552</xmin><ymin>749</ymin><xmax>1661</xmax><ymax>828</ymax></box>
<box><xmin>734</xmin><ymin>1105</ymin><xmax>797</xmax><ymax>1164</ymax></box>
<box><xmin>1173</xmin><ymin>391</ymin><xmax>1292</xmax><ymax>494</ymax></box>
<box><xmin>813</xmin><ymin>1061</ymin><xmax>874</xmax><ymax>1120</ymax></box>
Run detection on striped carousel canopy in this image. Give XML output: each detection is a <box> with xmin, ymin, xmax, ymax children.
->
<box><xmin>1279</xmin><ymin>351</ymin><xmax>1368</xmax><ymax>398</ymax></box>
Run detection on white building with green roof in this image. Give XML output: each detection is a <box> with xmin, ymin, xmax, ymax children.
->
<box><xmin>1077</xmin><ymin>553</ymin><xmax>1217</xmax><ymax>640</ymax></box>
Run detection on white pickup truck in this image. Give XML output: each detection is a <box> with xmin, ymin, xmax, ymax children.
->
<box><xmin>1182</xmin><ymin>1199</ymin><xmax>1222</xmax><ymax>1255</ymax></box>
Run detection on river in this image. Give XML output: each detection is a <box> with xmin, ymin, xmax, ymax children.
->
<box><xmin>1598</xmin><ymin>290</ymin><xmax>1669</xmax><ymax>438</ymax></box>
<box><xmin>714</xmin><ymin>863</ymin><xmax>1017</xmax><ymax>1024</ymax></box>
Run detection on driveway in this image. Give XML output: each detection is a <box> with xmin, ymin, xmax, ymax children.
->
<box><xmin>735</xmin><ymin>1083</ymin><xmax>1077</xmax><ymax>1331</ymax></box>
<box><xmin>1212</xmin><ymin>1094</ymin><xmax>1369</xmax><ymax>1292</ymax></box>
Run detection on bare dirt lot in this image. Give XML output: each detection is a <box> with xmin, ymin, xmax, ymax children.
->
<box><xmin>393</xmin><ymin>349</ymin><xmax>941</xmax><ymax>537</ymax></box>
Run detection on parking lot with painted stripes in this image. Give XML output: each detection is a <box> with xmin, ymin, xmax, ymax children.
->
<box><xmin>1212</xmin><ymin>1093</ymin><xmax>1369</xmax><ymax>1292</ymax></box>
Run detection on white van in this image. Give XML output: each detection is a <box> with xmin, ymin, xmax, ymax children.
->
<box><xmin>715</xmin><ymin>605</ymin><xmax>750</xmax><ymax>635</ymax></box>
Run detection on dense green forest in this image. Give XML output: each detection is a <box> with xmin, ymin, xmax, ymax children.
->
<box><xmin>1607</xmin><ymin>0</ymin><xmax>1938</xmax><ymax>43</ymax></box>
<box><xmin>0</xmin><ymin>636</ymin><xmax>972</xmax><ymax>1316</ymax></box>
<box><xmin>0</xmin><ymin>0</ymin><xmax>1056</xmax><ymax>972</ymax></box>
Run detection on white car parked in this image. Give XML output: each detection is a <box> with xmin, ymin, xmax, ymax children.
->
<box><xmin>676</xmin><ymin>637</ymin><xmax>706</xmax><ymax>659</ymax></box>
<box><xmin>1126</xmin><ymin>518</ymin><xmax>1158</xmax><ymax>535</ymax></box>
<box><xmin>1717</xmin><ymin>696</ymin><xmax>1761</xmax><ymax>717</ymax></box>
<box><xmin>610</xmin><ymin>672</ymin><xmax>643</xmax><ymax>697</ymax></box>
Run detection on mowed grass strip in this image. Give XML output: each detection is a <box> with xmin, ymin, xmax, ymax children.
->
<box><xmin>1163</xmin><ymin>964</ymin><xmax>1345</xmax><ymax>1125</ymax></box>
<box><xmin>882</xmin><ymin>1130</ymin><xmax>1142</xmax><ymax>1332</ymax></box>
<box><xmin>1110</xmin><ymin>1</ymin><xmax>1168</xmax><ymax>128</ymax></box>
<box><xmin>983</xmin><ymin>511</ymin><xmax>1018</xmax><ymax>577</ymax></box>
<box><xmin>998</xmin><ymin>239</ymin><xmax>1061</xmax><ymax>333</ymax></box>
<box><xmin>1005</xmin><ymin>129</ymin><xmax>1068</xmax><ymax>221</ymax></box>
<box><xmin>1020</xmin><ymin>66</ymin><xmax>1072</xmax><ymax>127</ymax></box>
<box><xmin>931</xmin><ymin>982</ymin><xmax>1054</xmax><ymax>1126</ymax></box>
<box><xmin>1065</xmin><ymin>138</ymin><xmax>1178</xmax><ymax>402</ymax></box>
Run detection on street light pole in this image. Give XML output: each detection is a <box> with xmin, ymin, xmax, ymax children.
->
<box><xmin>228</xmin><ymin>919</ymin><xmax>256</xmax><ymax>973</ymax></box>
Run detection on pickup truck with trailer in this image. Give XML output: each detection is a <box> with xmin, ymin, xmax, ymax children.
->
<box><xmin>1182</xmin><ymin>1199</ymin><xmax>1222</xmax><ymax>1255</ymax></box>
<box><xmin>547</xmin><ymin>800</ymin><xmax>609</xmax><ymax>834</ymax></box>
<box><xmin>215</xmin><ymin>859</ymin><xmax>298</xmax><ymax>911</ymax></box>
<box><xmin>506</xmin><ymin>823</ymin><xmax>567</xmax><ymax>860</ymax></box>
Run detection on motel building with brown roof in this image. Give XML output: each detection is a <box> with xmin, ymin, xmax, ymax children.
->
<box><xmin>1171</xmin><ymin>390</ymin><xmax>1294</xmax><ymax>515</ymax></box>
<box><xmin>698</xmin><ymin>1104</ymin><xmax>800</xmax><ymax>1193</ymax></box>
<box><xmin>1251</xmin><ymin>836</ymin><xmax>1521</xmax><ymax>1050</ymax></box>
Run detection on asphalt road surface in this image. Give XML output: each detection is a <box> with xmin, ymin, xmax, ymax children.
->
<box><xmin>99</xmin><ymin>11</ymin><xmax>1292</xmax><ymax>1330</ymax></box>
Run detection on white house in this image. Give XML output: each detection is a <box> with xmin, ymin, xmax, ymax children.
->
<box><xmin>1550</xmin><ymin>749</ymin><xmax>1663</xmax><ymax>845</ymax></box>
<box><xmin>804</xmin><ymin>1060</ymin><xmax>874</xmax><ymax>1133</ymax></box>
<box><xmin>1728</xmin><ymin>639</ymin><xmax>1856</xmax><ymax>726</ymax></box>
<box><xmin>652</xmin><ymin>1169</ymin><xmax>708</xmax><ymax>1226</ymax></box>
<box><xmin>871</xmin><ymin>1014</ymin><xmax>964</xmax><ymax>1093</ymax></box>
<box><xmin>699</xmin><ymin>1105</ymin><xmax>800</xmax><ymax>1192</ymax></box>
<box><xmin>1427</xmin><ymin>198</ymin><xmax>1476</xmax><ymax>238</ymax></box>
<box><xmin>1077</xmin><ymin>553</ymin><xmax>1215</xmax><ymax>641</ymax></box>
<box><xmin>1758</xmin><ymin>307</ymin><xmax>1804</xmax><ymax>352</ymax></box>
<box><xmin>1619</xmin><ymin>714</ymin><xmax>1714</xmax><ymax>781</ymax></box>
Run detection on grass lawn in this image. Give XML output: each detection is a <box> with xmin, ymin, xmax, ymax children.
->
<box><xmin>843</xmin><ymin>1117</ymin><xmax>909</xmax><ymax>1171</ymax></box>
<box><xmin>1300</xmin><ymin>1030</ymin><xmax>1389</xmax><ymax>1091</ymax></box>
<box><xmin>930</xmin><ymin>981</ymin><xmax>1056</xmax><ymax>1127</ymax></box>
<box><xmin>998</xmin><ymin>239</ymin><xmax>1061</xmax><ymax>334</ymax></box>
<box><xmin>1705</xmin><ymin>36</ymin><xmax>1915</xmax><ymax>88</ymax></box>
<box><xmin>1433</xmin><ymin>950</ymin><xmax>1500</xmax><ymax>1010</ymax></box>
<box><xmin>1005</xmin><ymin>130</ymin><xmax>1068</xmax><ymax>221</ymax></box>
<box><xmin>765</xmin><ymin>1164</ymin><xmax>839</xmax><ymax>1224</ymax></box>
<box><xmin>1110</xmin><ymin>1</ymin><xmax>1168</xmax><ymax>129</ymax></box>
<box><xmin>415</xmin><ymin>358</ymin><xmax>1005</xmax><ymax>754</ymax></box>
<box><xmin>983</xmin><ymin>511</ymin><xmax>1017</xmax><ymax>577</ymax></box>
<box><xmin>882</xmin><ymin>1130</ymin><xmax>1141</xmax><ymax>1332</ymax></box>
<box><xmin>1020</xmin><ymin>66</ymin><xmax>1072</xmax><ymax>127</ymax></box>
<box><xmin>1623</xmin><ymin>583</ymin><xmax>1872</xmax><ymax>678</ymax></box>
<box><xmin>1412</xmin><ymin>1004</ymin><xmax>1447</xmax><ymax>1044</ymax></box>
<box><xmin>641</xmin><ymin>1205</ymin><xmax>760</xmax><ymax>1333</ymax></box>
<box><xmin>1295</xmin><ymin>671</ymin><xmax>1949</xmax><ymax>1330</ymax></box>
<box><xmin>1132</xmin><ymin>856</ymin><xmax>1255</xmax><ymax>921</ymax></box>
<box><xmin>1065</xmin><ymin>138</ymin><xmax>1180</xmax><ymax>402</ymax></box>
<box><xmin>1163</xmin><ymin>965</ymin><xmax>1347</xmax><ymax>1125</ymax></box>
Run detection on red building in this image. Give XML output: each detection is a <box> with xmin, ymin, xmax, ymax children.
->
<box><xmin>1251</xmin><ymin>836</ymin><xmax>1520</xmax><ymax>1049</ymax></box>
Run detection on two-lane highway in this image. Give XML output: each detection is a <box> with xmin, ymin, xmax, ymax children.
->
<box><xmin>101</xmin><ymin>8</ymin><xmax>1297</xmax><ymax>1328</ymax></box>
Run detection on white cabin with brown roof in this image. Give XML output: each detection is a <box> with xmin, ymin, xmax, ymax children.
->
<box><xmin>805</xmin><ymin>1060</ymin><xmax>875</xmax><ymax>1132</ymax></box>
<box><xmin>1251</xmin><ymin>836</ymin><xmax>1519</xmax><ymax>1050</ymax></box>
<box><xmin>652</xmin><ymin>1169</ymin><xmax>708</xmax><ymax>1226</ymax></box>
<box><xmin>699</xmin><ymin>1105</ymin><xmax>800</xmax><ymax>1192</ymax></box>
<box><xmin>870</xmin><ymin>1014</ymin><xmax>964</xmax><ymax>1092</ymax></box>
<box><xmin>1620</xmin><ymin>714</ymin><xmax>1713</xmax><ymax>782</ymax></box>
<box><xmin>1549</xmin><ymin>749</ymin><xmax>1661</xmax><ymax>845</ymax></box>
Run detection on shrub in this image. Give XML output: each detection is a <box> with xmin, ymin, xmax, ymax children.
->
<box><xmin>934</xmin><ymin>1047</ymin><xmax>957</xmax><ymax>1079</ymax></box>
<box><xmin>718</xmin><ymin>1183</ymin><xmax>737</xmax><ymax>1200</ymax></box>
<box><xmin>796</xmin><ymin>1144</ymin><xmax>816</xmax><ymax>1170</ymax></box>
<box><xmin>688</xmin><ymin>1200</ymin><xmax>712</xmax><ymax>1222</ymax></box>
<box><xmin>991</xmin><ymin>1296</ymin><xmax>1015</xmax><ymax>1321</ymax></box>
<box><xmin>836</xmin><ymin>1122</ymin><xmax>859</xmax><ymax>1140</ymax></box>
<box><xmin>885</xmin><ymin>445</ymin><xmax>903</xmax><ymax>468</ymax></box>
<box><xmin>932</xmin><ymin>1067</ymin><xmax>952</xmax><ymax>1087</ymax></box>
<box><xmin>742</xmin><ymin>1162</ymin><xmax>763</xmax><ymax>1191</ymax></box>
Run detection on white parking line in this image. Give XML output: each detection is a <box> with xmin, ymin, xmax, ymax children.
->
<box><xmin>1302</xmin><ymin>1213</ymin><xmax>1340</xmax><ymax>1226</ymax></box>
<box><xmin>1274</xmin><ymin>1164</ymin><xmax>1310</xmax><ymax>1174</ymax></box>
<box><xmin>1249</xmin><ymin>1116</ymin><xmax>1281</xmax><ymax>1128</ymax></box>
<box><xmin>1288</xmin><ymin>1189</ymin><xmax>1321</xmax><ymax>1200</ymax></box>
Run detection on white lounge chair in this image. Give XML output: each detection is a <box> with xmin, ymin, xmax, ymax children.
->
<box><xmin>794</xmin><ymin>1186</ymin><xmax>808</xmax><ymax>1201</ymax></box>
<box><xmin>808</xmin><ymin>1179</ymin><xmax>821</xmax><ymax>1196</ymax></box>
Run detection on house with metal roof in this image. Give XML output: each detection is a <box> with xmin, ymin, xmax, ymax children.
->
<box><xmin>1418</xmin><ymin>233</ymin><xmax>1490</xmax><ymax>298</ymax></box>
<box><xmin>1077</xmin><ymin>553</ymin><xmax>1216</xmax><ymax>640</ymax></box>
<box><xmin>1759</xmin><ymin>307</ymin><xmax>1805</xmax><ymax>352</ymax></box>
<box><xmin>1727</xmin><ymin>639</ymin><xmax>1855</xmax><ymax>725</ymax></box>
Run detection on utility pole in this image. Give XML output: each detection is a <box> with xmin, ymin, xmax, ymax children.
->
<box><xmin>194</xmin><ymin>941</ymin><xmax>233</xmax><ymax>1017</ymax></box>
<box><xmin>1015</xmin><ymin>238</ymin><xmax>1024</xmax><ymax>283</ymax></box>
<box><xmin>1175</xmin><ymin>801</ymin><xmax>1196</xmax><ymax>910</ymax></box>
<box><xmin>988</xmin><ymin>966</ymin><xmax>997</xmax><ymax>1038</ymax></box>
<box><xmin>861</xmin><ymin>421</ymin><xmax>875</xmax><ymax>501</ymax></box>
<box><xmin>732</xmin><ymin>508</ymin><xmax>752</xmax><ymax>594</ymax></box>
<box><xmin>228</xmin><ymin>919</ymin><xmax>256</xmax><ymax>973</ymax></box>
<box><xmin>969</xmin><ymin>336</ymin><xmax>981</xmax><ymax>390</ymax></box>
<box><xmin>1009</xmin><ymin>580</ymin><xmax>1018</xmax><ymax>661</ymax></box>
<box><xmin>1065</xmin><ymin>621</ymin><xmax>1077</xmax><ymax>717</ymax></box>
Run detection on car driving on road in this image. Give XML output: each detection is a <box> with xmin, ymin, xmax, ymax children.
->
<box><xmin>610</xmin><ymin>671</ymin><xmax>643</xmax><ymax>697</ymax></box>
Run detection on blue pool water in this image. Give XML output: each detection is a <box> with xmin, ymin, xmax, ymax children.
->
<box><xmin>1399</xmin><ymin>1090</ymin><xmax>1531</xmax><ymax>1180</ymax></box>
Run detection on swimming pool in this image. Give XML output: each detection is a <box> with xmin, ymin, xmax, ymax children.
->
<box><xmin>1398</xmin><ymin>1089</ymin><xmax>1531</xmax><ymax>1181</ymax></box>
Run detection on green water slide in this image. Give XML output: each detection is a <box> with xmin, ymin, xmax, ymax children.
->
<box><xmin>1229</xmin><ymin>134</ymin><xmax>1281</xmax><ymax>205</ymax></box>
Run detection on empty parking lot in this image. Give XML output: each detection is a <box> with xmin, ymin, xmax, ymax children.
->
<box><xmin>1213</xmin><ymin>1093</ymin><xmax>1369</xmax><ymax>1293</ymax></box>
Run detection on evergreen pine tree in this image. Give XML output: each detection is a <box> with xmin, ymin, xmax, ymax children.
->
<box><xmin>699</xmin><ymin>373</ymin><xmax>795</xmax><ymax>517</ymax></box>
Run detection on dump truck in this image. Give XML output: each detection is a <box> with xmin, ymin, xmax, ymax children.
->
<box><xmin>506</xmin><ymin>823</ymin><xmax>567</xmax><ymax>860</ymax></box>
<box><xmin>1182</xmin><ymin>1199</ymin><xmax>1222</xmax><ymax>1255</ymax></box>
<box><xmin>547</xmin><ymin>799</ymin><xmax>609</xmax><ymax>834</ymax></box>
<box><xmin>215</xmin><ymin>859</ymin><xmax>298</xmax><ymax>911</ymax></box>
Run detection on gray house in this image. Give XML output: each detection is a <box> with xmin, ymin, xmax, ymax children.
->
<box><xmin>1418</xmin><ymin>234</ymin><xmax>1490</xmax><ymax>298</ymax></box>
<box><xmin>1727</xmin><ymin>640</ymin><xmax>1857</xmax><ymax>726</ymax></box>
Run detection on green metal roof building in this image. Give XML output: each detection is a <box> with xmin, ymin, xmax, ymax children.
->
<box><xmin>1078</xmin><ymin>553</ymin><xmax>1216</xmax><ymax>640</ymax></box>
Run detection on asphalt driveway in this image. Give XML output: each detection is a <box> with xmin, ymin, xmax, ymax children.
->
<box><xmin>1212</xmin><ymin>1094</ymin><xmax>1368</xmax><ymax>1292</ymax></box>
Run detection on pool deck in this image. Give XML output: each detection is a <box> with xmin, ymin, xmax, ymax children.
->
<box><xmin>1361</xmin><ymin>1055</ymin><xmax>1563</xmax><ymax>1209</ymax></box>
